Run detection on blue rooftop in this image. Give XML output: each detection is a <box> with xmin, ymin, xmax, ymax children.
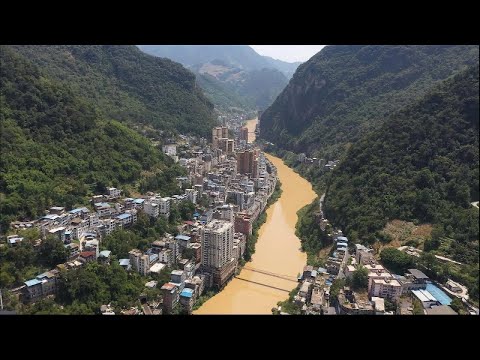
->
<box><xmin>43</xmin><ymin>214</ymin><xmax>60</xmax><ymax>220</ymax></box>
<box><xmin>318</xmin><ymin>267</ymin><xmax>328</xmax><ymax>273</ymax></box>
<box><xmin>119</xmin><ymin>259</ymin><xmax>130</xmax><ymax>266</ymax></box>
<box><xmin>193</xmin><ymin>212</ymin><xmax>200</xmax><ymax>217</ymax></box>
<box><xmin>180</xmin><ymin>288</ymin><xmax>194</xmax><ymax>298</ymax></box>
<box><xmin>116</xmin><ymin>213</ymin><xmax>132</xmax><ymax>220</ymax></box>
<box><xmin>133</xmin><ymin>199</ymin><xmax>145</xmax><ymax>204</ymax></box>
<box><xmin>175</xmin><ymin>235</ymin><xmax>191</xmax><ymax>241</ymax></box>
<box><xmin>149</xmin><ymin>254</ymin><xmax>159</xmax><ymax>263</ymax></box>
<box><xmin>25</xmin><ymin>279</ymin><xmax>42</xmax><ymax>287</ymax></box>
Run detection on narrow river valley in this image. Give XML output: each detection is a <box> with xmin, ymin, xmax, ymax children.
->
<box><xmin>194</xmin><ymin>119</ymin><xmax>316</xmax><ymax>314</ymax></box>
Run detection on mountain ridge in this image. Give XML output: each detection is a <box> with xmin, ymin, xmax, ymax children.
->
<box><xmin>260</xmin><ymin>45</ymin><xmax>479</xmax><ymax>158</ymax></box>
<box><xmin>8</xmin><ymin>45</ymin><xmax>217</xmax><ymax>138</ymax></box>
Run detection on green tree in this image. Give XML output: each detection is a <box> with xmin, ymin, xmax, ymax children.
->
<box><xmin>38</xmin><ymin>236</ymin><xmax>69</xmax><ymax>268</ymax></box>
<box><xmin>351</xmin><ymin>266</ymin><xmax>368</xmax><ymax>291</ymax></box>
<box><xmin>449</xmin><ymin>297</ymin><xmax>463</xmax><ymax>314</ymax></box>
<box><xmin>380</xmin><ymin>248</ymin><xmax>416</xmax><ymax>274</ymax></box>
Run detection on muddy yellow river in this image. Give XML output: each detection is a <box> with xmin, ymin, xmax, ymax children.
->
<box><xmin>194</xmin><ymin>118</ymin><xmax>316</xmax><ymax>314</ymax></box>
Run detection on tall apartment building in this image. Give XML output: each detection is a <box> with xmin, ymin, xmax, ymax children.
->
<box><xmin>218</xmin><ymin>138</ymin><xmax>235</xmax><ymax>155</ymax></box>
<box><xmin>239</xmin><ymin>126</ymin><xmax>249</xmax><ymax>142</ymax></box>
<box><xmin>148</xmin><ymin>197</ymin><xmax>170</xmax><ymax>218</ymax></box>
<box><xmin>185</xmin><ymin>189</ymin><xmax>197</xmax><ymax>204</ymax></box>
<box><xmin>212</xmin><ymin>126</ymin><xmax>229</xmax><ymax>149</ymax></box>
<box><xmin>129</xmin><ymin>249</ymin><xmax>158</xmax><ymax>276</ymax></box>
<box><xmin>144</xmin><ymin>201</ymin><xmax>159</xmax><ymax>218</ymax></box>
<box><xmin>234</xmin><ymin>212</ymin><xmax>252</xmax><ymax>236</ymax></box>
<box><xmin>200</xmin><ymin>220</ymin><xmax>233</xmax><ymax>269</ymax></box>
<box><xmin>161</xmin><ymin>283</ymin><xmax>179</xmax><ymax>314</ymax></box>
<box><xmin>237</xmin><ymin>149</ymin><xmax>259</xmax><ymax>178</ymax></box>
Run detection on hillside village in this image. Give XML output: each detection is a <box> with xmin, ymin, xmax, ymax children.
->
<box><xmin>3</xmin><ymin>114</ymin><xmax>280</xmax><ymax>315</ymax></box>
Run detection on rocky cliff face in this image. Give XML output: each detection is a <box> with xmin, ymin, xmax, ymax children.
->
<box><xmin>260</xmin><ymin>45</ymin><xmax>479</xmax><ymax>157</ymax></box>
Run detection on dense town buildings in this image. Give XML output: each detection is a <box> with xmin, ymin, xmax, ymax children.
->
<box><xmin>5</xmin><ymin>119</ymin><xmax>279</xmax><ymax>314</ymax></box>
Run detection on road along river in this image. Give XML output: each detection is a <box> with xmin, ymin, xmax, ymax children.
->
<box><xmin>194</xmin><ymin>118</ymin><xmax>316</xmax><ymax>314</ymax></box>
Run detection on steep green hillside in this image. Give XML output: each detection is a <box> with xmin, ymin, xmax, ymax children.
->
<box><xmin>236</xmin><ymin>68</ymin><xmax>288</xmax><ymax>109</ymax></box>
<box><xmin>325</xmin><ymin>65</ymin><xmax>479</xmax><ymax>264</ymax></box>
<box><xmin>261</xmin><ymin>45</ymin><xmax>479</xmax><ymax>157</ymax></box>
<box><xmin>0</xmin><ymin>46</ymin><xmax>182</xmax><ymax>232</ymax></box>
<box><xmin>138</xmin><ymin>45</ymin><xmax>291</xmax><ymax>111</ymax></box>
<box><xmin>196</xmin><ymin>73</ymin><xmax>254</xmax><ymax>112</ymax></box>
<box><xmin>9</xmin><ymin>45</ymin><xmax>216</xmax><ymax>137</ymax></box>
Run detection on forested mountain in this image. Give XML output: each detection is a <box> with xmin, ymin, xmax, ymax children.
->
<box><xmin>325</xmin><ymin>65</ymin><xmax>479</xmax><ymax>263</ymax></box>
<box><xmin>8</xmin><ymin>45</ymin><xmax>216</xmax><ymax>138</ymax></box>
<box><xmin>138</xmin><ymin>45</ymin><xmax>293</xmax><ymax>111</ymax></box>
<box><xmin>261</xmin><ymin>45</ymin><xmax>479</xmax><ymax>157</ymax></box>
<box><xmin>137</xmin><ymin>45</ymin><xmax>300</xmax><ymax>77</ymax></box>
<box><xmin>0</xmin><ymin>46</ymin><xmax>183</xmax><ymax>232</ymax></box>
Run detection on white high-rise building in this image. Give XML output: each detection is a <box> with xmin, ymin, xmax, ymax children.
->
<box><xmin>200</xmin><ymin>220</ymin><xmax>233</xmax><ymax>268</ymax></box>
<box><xmin>144</xmin><ymin>201</ymin><xmax>159</xmax><ymax>218</ymax></box>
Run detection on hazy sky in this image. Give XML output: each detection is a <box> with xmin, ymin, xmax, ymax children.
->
<box><xmin>250</xmin><ymin>45</ymin><xmax>326</xmax><ymax>63</ymax></box>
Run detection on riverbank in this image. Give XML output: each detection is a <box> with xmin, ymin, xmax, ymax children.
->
<box><xmin>192</xmin><ymin>179</ymin><xmax>282</xmax><ymax>312</ymax></box>
<box><xmin>194</xmin><ymin>152</ymin><xmax>316</xmax><ymax>314</ymax></box>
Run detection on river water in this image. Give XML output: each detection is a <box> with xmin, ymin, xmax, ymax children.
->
<box><xmin>194</xmin><ymin>118</ymin><xmax>316</xmax><ymax>314</ymax></box>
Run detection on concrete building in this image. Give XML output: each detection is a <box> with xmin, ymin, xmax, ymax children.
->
<box><xmin>237</xmin><ymin>149</ymin><xmax>259</xmax><ymax>178</ymax></box>
<box><xmin>234</xmin><ymin>212</ymin><xmax>252</xmax><ymax>236</ymax></box>
<box><xmin>116</xmin><ymin>213</ymin><xmax>133</xmax><ymax>227</ymax></box>
<box><xmin>48</xmin><ymin>227</ymin><xmax>66</xmax><ymax>242</ymax></box>
<box><xmin>171</xmin><ymin>270</ymin><xmax>186</xmax><ymax>284</ymax></box>
<box><xmin>144</xmin><ymin>201</ymin><xmax>159</xmax><ymax>218</ymax></box>
<box><xmin>370</xmin><ymin>278</ymin><xmax>402</xmax><ymax>303</ymax></box>
<box><xmin>179</xmin><ymin>288</ymin><xmax>195</xmax><ymax>313</ymax></box>
<box><xmin>161</xmin><ymin>283</ymin><xmax>179</xmax><ymax>314</ymax></box>
<box><xmin>185</xmin><ymin>188</ymin><xmax>197</xmax><ymax>204</ymax></box>
<box><xmin>129</xmin><ymin>249</ymin><xmax>158</xmax><ymax>276</ymax></box>
<box><xmin>23</xmin><ymin>271</ymin><xmax>58</xmax><ymax>303</ymax></box>
<box><xmin>412</xmin><ymin>289</ymin><xmax>441</xmax><ymax>309</ymax></box>
<box><xmin>157</xmin><ymin>197</ymin><xmax>171</xmax><ymax>218</ymax></box>
<box><xmin>239</xmin><ymin>126</ymin><xmax>249</xmax><ymax>142</ymax></box>
<box><xmin>107</xmin><ymin>187</ymin><xmax>122</xmax><ymax>198</ymax></box>
<box><xmin>162</xmin><ymin>144</ymin><xmax>177</xmax><ymax>156</ymax></box>
<box><xmin>212</xmin><ymin>126</ymin><xmax>229</xmax><ymax>149</ymax></box>
<box><xmin>200</xmin><ymin>220</ymin><xmax>233</xmax><ymax>269</ymax></box>
<box><xmin>355</xmin><ymin>244</ymin><xmax>374</xmax><ymax>265</ymax></box>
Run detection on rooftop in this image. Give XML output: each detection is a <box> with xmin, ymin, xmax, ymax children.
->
<box><xmin>408</xmin><ymin>269</ymin><xmax>429</xmax><ymax>280</ymax></box>
<box><xmin>180</xmin><ymin>288</ymin><xmax>194</xmax><ymax>298</ymax></box>
<box><xmin>69</xmin><ymin>207</ymin><xmax>89</xmax><ymax>214</ymax></box>
<box><xmin>175</xmin><ymin>235</ymin><xmax>191</xmax><ymax>241</ymax></box>
<box><xmin>80</xmin><ymin>251</ymin><xmax>96</xmax><ymax>258</ymax></box>
<box><xmin>99</xmin><ymin>250</ymin><xmax>111</xmax><ymax>258</ymax></box>
<box><xmin>149</xmin><ymin>263</ymin><xmax>166</xmax><ymax>273</ymax></box>
<box><xmin>412</xmin><ymin>289</ymin><xmax>437</xmax><ymax>303</ymax></box>
<box><xmin>25</xmin><ymin>279</ymin><xmax>42</xmax><ymax>287</ymax></box>
<box><xmin>94</xmin><ymin>202</ymin><xmax>111</xmax><ymax>208</ymax></box>
<box><xmin>116</xmin><ymin>213</ymin><xmax>132</xmax><ymax>220</ymax></box>
<box><xmin>161</xmin><ymin>283</ymin><xmax>176</xmax><ymax>291</ymax></box>
<box><xmin>119</xmin><ymin>259</ymin><xmax>130</xmax><ymax>266</ymax></box>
